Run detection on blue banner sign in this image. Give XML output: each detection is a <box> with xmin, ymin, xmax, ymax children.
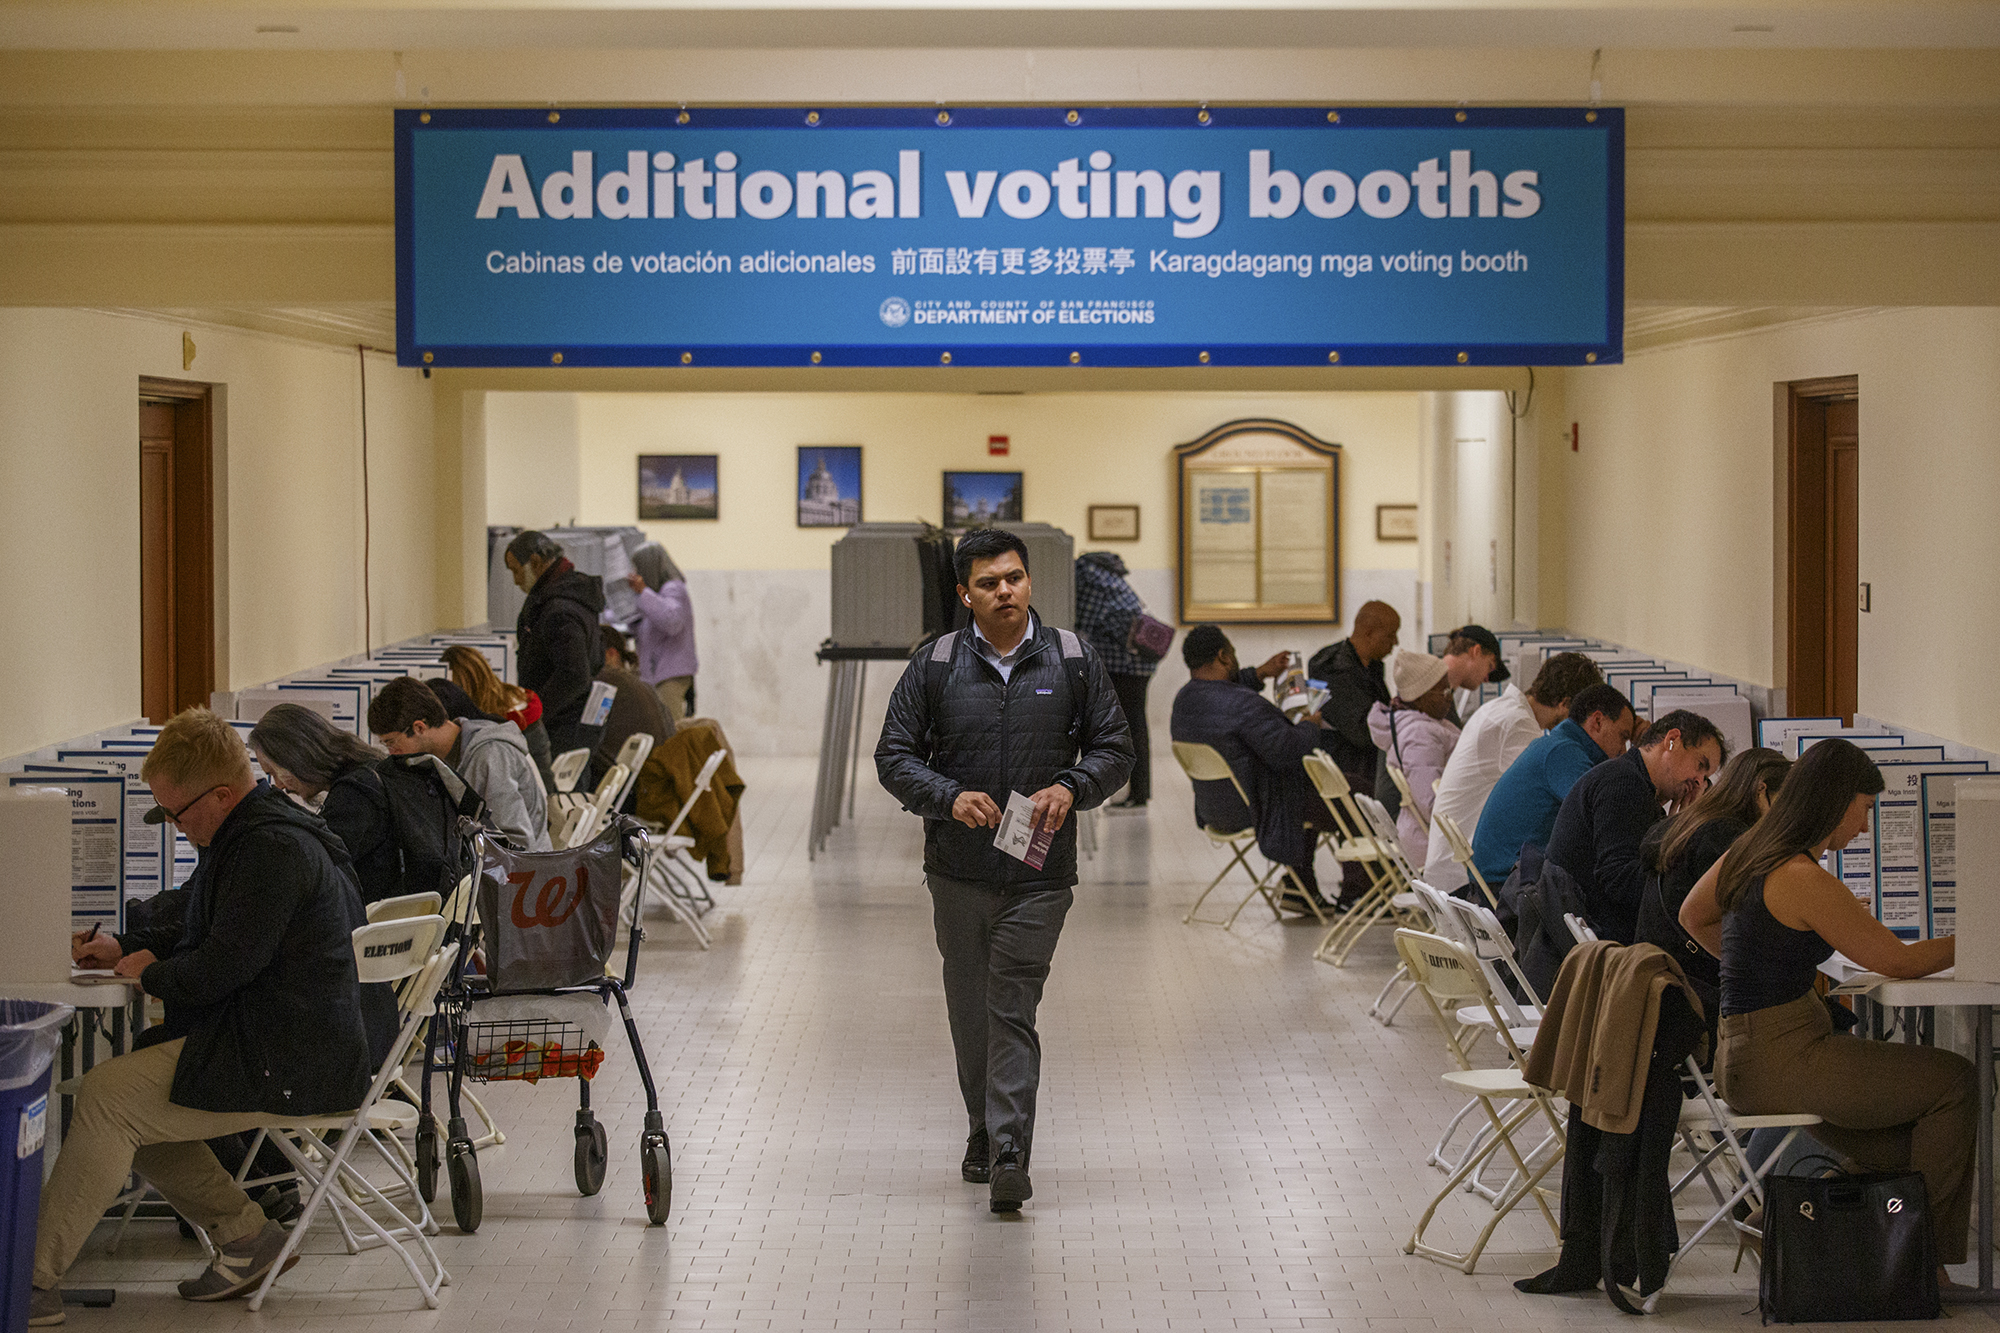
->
<box><xmin>395</xmin><ymin>106</ymin><xmax>1622</xmax><ymax>368</ymax></box>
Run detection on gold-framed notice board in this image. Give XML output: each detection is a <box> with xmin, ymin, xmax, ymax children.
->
<box><xmin>1176</xmin><ymin>419</ymin><xmax>1340</xmax><ymax>625</ymax></box>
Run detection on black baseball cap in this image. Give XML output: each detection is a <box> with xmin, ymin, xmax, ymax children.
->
<box><xmin>1449</xmin><ymin>625</ymin><xmax>1510</xmax><ymax>683</ymax></box>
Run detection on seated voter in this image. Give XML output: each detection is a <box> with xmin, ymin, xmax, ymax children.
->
<box><xmin>1545</xmin><ymin>707</ymin><xmax>1725</xmax><ymax>945</ymax></box>
<box><xmin>370</xmin><ymin>676</ymin><xmax>552</xmax><ymax>852</ymax></box>
<box><xmin>1170</xmin><ymin>624</ymin><xmax>1339</xmax><ymax>912</ymax></box>
<box><xmin>1365</xmin><ymin>650</ymin><xmax>1460</xmax><ymax>872</ymax></box>
<box><xmin>32</xmin><ymin>709</ymin><xmax>374</xmax><ymax>1319</ymax></box>
<box><xmin>593</xmin><ymin>627</ymin><xmax>677</xmax><ymax>795</ymax></box>
<box><xmin>1469</xmin><ymin>682</ymin><xmax>1636</xmax><ymax>887</ymax></box>
<box><xmin>1681</xmin><ymin>738</ymin><xmax>1975</xmax><ymax>1283</ymax></box>
<box><xmin>1420</xmin><ymin>652</ymin><xmax>1603</xmax><ymax>890</ymax></box>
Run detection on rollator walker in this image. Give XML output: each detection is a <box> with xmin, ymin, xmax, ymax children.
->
<box><xmin>416</xmin><ymin>816</ymin><xmax>671</xmax><ymax>1231</ymax></box>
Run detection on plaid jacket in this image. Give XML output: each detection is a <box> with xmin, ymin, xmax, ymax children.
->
<box><xmin>1074</xmin><ymin>555</ymin><xmax>1155</xmax><ymax>678</ymax></box>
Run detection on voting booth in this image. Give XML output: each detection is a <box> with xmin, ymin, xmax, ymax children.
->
<box><xmin>1952</xmin><ymin>779</ymin><xmax>2000</xmax><ymax>982</ymax></box>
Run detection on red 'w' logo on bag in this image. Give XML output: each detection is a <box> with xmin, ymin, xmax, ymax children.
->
<box><xmin>509</xmin><ymin>866</ymin><xmax>588</xmax><ymax>928</ymax></box>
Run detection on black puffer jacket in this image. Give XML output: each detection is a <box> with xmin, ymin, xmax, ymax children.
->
<box><xmin>138</xmin><ymin>784</ymin><xmax>381</xmax><ymax>1116</ymax></box>
<box><xmin>876</xmin><ymin>619</ymin><xmax>1135</xmax><ymax>887</ymax></box>
<box><xmin>518</xmin><ymin>556</ymin><xmax>605</xmax><ymax>753</ymax></box>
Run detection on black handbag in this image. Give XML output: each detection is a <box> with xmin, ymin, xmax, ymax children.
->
<box><xmin>1761</xmin><ymin>1169</ymin><xmax>1940</xmax><ymax>1324</ymax></box>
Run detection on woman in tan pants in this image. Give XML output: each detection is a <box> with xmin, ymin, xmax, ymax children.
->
<box><xmin>1682</xmin><ymin>737</ymin><xmax>1975</xmax><ymax>1279</ymax></box>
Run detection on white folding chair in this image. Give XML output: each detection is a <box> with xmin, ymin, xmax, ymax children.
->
<box><xmin>1301</xmin><ymin>753</ymin><xmax>1406</xmax><ymax>962</ymax></box>
<box><xmin>244</xmin><ymin>917</ymin><xmax>457</xmax><ymax>1310</ymax></box>
<box><xmin>632</xmin><ymin>747</ymin><xmax>728</xmax><ymax>945</ymax></box>
<box><xmin>1386</xmin><ymin>763</ymin><xmax>1430</xmax><ymax>836</ymax></box>
<box><xmin>550</xmin><ymin>748</ymin><xmax>591</xmax><ymax>793</ymax></box>
<box><xmin>1314</xmin><ymin>778</ymin><xmax>1424</xmax><ymax>965</ymax></box>
<box><xmin>365</xmin><ymin>891</ymin><xmax>441</xmax><ymax>924</ymax></box>
<box><xmin>1434</xmin><ymin>810</ymin><xmax>1500</xmax><ymax>908</ymax></box>
<box><xmin>389</xmin><ymin>875</ymin><xmax>504</xmax><ymax>1150</ymax></box>
<box><xmin>1171</xmin><ymin>741</ymin><xmax>1287</xmax><ymax>928</ymax></box>
<box><xmin>609</xmin><ymin>731</ymin><xmax>654</xmax><ymax>811</ymax></box>
<box><xmin>1397</xmin><ymin>928</ymin><xmax>1567</xmax><ymax>1274</ymax></box>
<box><xmin>1646</xmin><ymin>1061</ymin><xmax>1823</xmax><ymax>1312</ymax></box>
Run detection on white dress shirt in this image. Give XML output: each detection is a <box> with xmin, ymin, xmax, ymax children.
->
<box><xmin>970</xmin><ymin>612</ymin><xmax>1038</xmax><ymax>685</ymax></box>
<box><xmin>1421</xmin><ymin>684</ymin><xmax>1546</xmax><ymax>889</ymax></box>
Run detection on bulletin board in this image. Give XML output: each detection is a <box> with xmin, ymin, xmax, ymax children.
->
<box><xmin>1175</xmin><ymin>419</ymin><xmax>1340</xmax><ymax>625</ymax></box>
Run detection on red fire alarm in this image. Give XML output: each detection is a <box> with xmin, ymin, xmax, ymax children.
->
<box><xmin>988</xmin><ymin>434</ymin><xmax>1010</xmax><ymax>456</ymax></box>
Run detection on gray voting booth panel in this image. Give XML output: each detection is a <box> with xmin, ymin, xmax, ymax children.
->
<box><xmin>829</xmin><ymin>523</ymin><xmax>931</xmax><ymax>649</ymax></box>
<box><xmin>828</xmin><ymin>521</ymin><xmax>1076</xmax><ymax>649</ymax></box>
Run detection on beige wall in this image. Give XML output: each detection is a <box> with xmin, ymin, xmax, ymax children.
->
<box><xmin>1560</xmin><ymin>306</ymin><xmax>2000</xmax><ymax>752</ymax></box>
<box><xmin>0</xmin><ymin>310</ymin><xmax>436</xmax><ymax>760</ymax></box>
<box><xmin>486</xmin><ymin>391</ymin><xmax>581</xmax><ymax>531</ymax></box>
<box><xmin>571</xmin><ymin>390</ymin><xmax>1421</xmax><ymax>576</ymax></box>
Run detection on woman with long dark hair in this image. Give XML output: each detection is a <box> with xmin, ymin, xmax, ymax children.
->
<box><xmin>1635</xmin><ymin>746</ymin><xmax>1791</xmax><ymax>1016</ymax></box>
<box><xmin>1681</xmin><ymin>738</ymin><xmax>1975</xmax><ymax>1278</ymax></box>
<box><xmin>248</xmin><ymin>704</ymin><xmax>398</xmax><ymax>904</ymax></box>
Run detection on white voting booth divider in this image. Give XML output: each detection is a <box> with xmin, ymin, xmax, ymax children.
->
<box><xmin>1951</xmin><ymin>779</ymin><xmax>2000</xmax><ymax>983</ymax></box>
<box><xmin>0</xmin><ymin>790</ymin><xmax>79</xmax><ymax>988</ymax></box>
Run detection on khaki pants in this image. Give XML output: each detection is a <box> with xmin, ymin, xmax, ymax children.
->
<box><xmin>1718</xmin><ymin>991</ymin><xmax>1978</xmax><ymax>1265</ymax></box>
<box><xmin>655</xmin><ymin>676</ymin><xmax>693</xmax><ymax>726</ymax></box>
<box><xmin>35</xmin><ymin>1039</ymin><xmax>268</xmax><ymax>1289</ymax></box>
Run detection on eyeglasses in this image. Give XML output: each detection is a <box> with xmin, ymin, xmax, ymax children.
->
<box><xmin>163</xmin><ymin>785</ymin><xmax>224</xmax><ymax>825</ymax></box>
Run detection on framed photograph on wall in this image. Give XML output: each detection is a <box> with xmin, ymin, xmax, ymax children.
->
<box><xmin>638</xmin><ymin>454</ymin><xmax>718</xmax><ymax>520</ymax></box>
<box><xmin>1376</xmin><ymin>504</ymin><xmax>1419</xmax><ymax>542</ymax></box>
<box><xmin>942</xmin><ymin>471</ymin><xmax>1022</xmax><ymax>530</ymax></box>
<box><xmin>797</xmin><ymin>446</ymin><xmax>862</xmax><ymax>527</ymax></box>
<box><xmin>1088</xmin><ymin>505</ymin><xmax>1141</xmax><ymax>541</ymax></box>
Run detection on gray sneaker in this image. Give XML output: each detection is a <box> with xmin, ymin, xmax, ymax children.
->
<box><xmin>28</xmin><ymin>1287</ymin><xmax>64</xmax><ymax>1327</ymax></box>
<box><xmin>177</xmin><ymin>1220</ymin><xmax>299</xmax><ymax>1301</ymax></box>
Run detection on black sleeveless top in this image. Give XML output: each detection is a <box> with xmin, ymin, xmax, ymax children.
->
<box><xmin>1720</xmin><ymin>870</ymin><xmax>1834</xmax><ymax>1018</ymax></box>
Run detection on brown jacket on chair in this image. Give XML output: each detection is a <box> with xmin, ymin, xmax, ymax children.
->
<box><xmin>1523</xmin><ymin>939</ymin><xmax>1703</xmax><ymax>1135</ymax></box>
<box><xmin>635</xmin><ymin>725</ymin><xmax>744</xmax><ymax>878</ymax></box>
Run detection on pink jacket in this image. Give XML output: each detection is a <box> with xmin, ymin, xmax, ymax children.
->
<box><xmin>1367</xmin><ymin>702</ymin><xmax>1461</xmax><ymax>871</ymax></box>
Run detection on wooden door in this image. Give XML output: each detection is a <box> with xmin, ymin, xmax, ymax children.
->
<box><xmin>139</xmin><ymin>402</ymin><xmax>178</xmax><ymax>722</ymax></box>
<box><xmin>138</xmin><ymin>381</ymin><xmax>215</xmax><ymax>722</ymax></box>
<box><xmin>1785</xmin><ymin>376</ymin><xmax>1860</xmax><ymax>723</ymax></box>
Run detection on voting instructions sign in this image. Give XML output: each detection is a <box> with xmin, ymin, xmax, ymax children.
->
<box><xmin>396</xmin><ymin>105</ymin><xmax>1623</xmax><ymax>369</ymax></box>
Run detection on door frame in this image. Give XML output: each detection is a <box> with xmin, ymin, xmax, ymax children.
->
<box><xmin>1776</xmin><ymin>373</ymin><xmax>1859</xmax><ymax>721</ymax></box>
<box><xmin>138</xmin><ymin>377</ymin><xmax>217</xmax><ymax>719</ymax></box>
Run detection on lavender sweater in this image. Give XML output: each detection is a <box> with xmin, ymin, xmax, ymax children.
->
<box><xmin>632</xmin><ymin>580</ymin><xmax>698</xmax><ymax>683</ymax></box>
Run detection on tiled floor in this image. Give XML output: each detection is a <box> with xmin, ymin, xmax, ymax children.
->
<box><xmin>59</xmin><ymin>756</ymin><xmax>2000</xmax><ymax>1331</ymax></box>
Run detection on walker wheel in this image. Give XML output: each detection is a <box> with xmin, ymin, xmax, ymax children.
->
<box><xmin>448</xmin><ymin>1139</ymin><xmax>483</xmax><ymax>1233</ymax></box>
<box><xmin>574</xmin><ymin>1115</ymin><xmax>609</xmax><ymax>1197</ymax></box>
<box><xmin>641</xmin><ymin>1132</ymin><xmax>672</xmax><ymax>1225</ymax></box>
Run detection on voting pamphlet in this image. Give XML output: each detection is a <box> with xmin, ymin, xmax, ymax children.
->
<box><xmin>993</xmin><ymin>790</ymin><xmax>1054</xmax><ymax>871</ymax></box>
<box><xmin>582</xmin><ymin>679</ymin><xmax>618</xmax><ymax>727</ymax></box>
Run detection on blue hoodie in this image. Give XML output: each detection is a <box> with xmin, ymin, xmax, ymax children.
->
<box><xmin>1469</xmin><ymin>716</ymin><xmax>1610</xmax><ymax>882</ymax></box>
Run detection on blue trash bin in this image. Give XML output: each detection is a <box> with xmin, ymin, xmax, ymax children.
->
<box><xmin>1</xmin><ymin>1001</ymin><xmax>73</xmax><ymax>1333</ymax></box>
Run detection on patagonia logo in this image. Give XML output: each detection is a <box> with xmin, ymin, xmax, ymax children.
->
<box><xmin>363</xmin><ymin>938</ymin><xmax>415</xmax><ymax>958</ymax></box>
<box><xmin>1036</xmin><ymin>688</ymin><xmax>1054</xmax><ymax>695</ymax></box>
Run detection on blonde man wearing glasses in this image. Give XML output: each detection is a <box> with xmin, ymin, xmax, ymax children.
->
<box><xmin>32</xmin><ymin>709</ymin><xmax>373</xmax><ymax>1323</ymax></box>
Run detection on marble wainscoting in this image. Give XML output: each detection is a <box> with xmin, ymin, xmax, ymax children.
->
<box><xmin>677</xmin><ymin>567</ymin><xmax>1417</xmax><ymax>759</ymax></box>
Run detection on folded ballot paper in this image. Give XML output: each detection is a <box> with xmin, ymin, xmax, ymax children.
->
<box><xmin>993</xmin><ymin>790</ymin><xmax>1054</xmax><ymax>871</ymax></box>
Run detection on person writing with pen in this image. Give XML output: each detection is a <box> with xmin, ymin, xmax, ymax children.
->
<box><xmin>32</xmin><ymin>708</ymin><xmax>377</xmax><ymax>1323</ymax></box>
<box><xmin>1679</xmin><ymin>737</ymin><xmax>1976</xmax><ymax>1287</ymax></box>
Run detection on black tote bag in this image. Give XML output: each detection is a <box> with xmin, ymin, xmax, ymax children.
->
<box><xmin>1761</xmin><ymin>1170</ymin><xmax>1940</xmax><ymax>1323</ymax></box>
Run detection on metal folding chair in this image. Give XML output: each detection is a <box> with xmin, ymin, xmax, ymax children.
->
<box><xmin>630</xmin><ymin>747</ymin><xmax>728</xmax><ymax>946</ymax></box>
<box><xmin>1171</xmin><ymin>741</ymin><xmax>1289</xmax><ymax>929</ymax></box>
<box><xmin>1397</xmin><ymin>928</ymin><xmax>1567</xmax><ymax>1274</ymax></box>
<box><xmin>1433</xmin><ymin>810</ymin><xmax>1500</xmax><ymax>908</ymax></box>
<box><xmin>550</xmin><ymin>748</ymin><xmax>591</xmax><ymax>794</ymax></box>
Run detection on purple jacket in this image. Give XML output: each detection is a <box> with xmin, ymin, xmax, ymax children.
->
<box><xmin>632</xmin><ymin>580</ymin><xmax>698</xmax><ymax>684</ymax></box>
<box><xmin>1367</xmin><ymin>701</ymin><xmax>1461</xmax><ymax>871</ymax></box>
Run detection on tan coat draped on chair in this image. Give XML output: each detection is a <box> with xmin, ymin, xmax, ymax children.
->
<box><xmin>635</xmin><ymin>721</ymin><xmax>745</xmax><ymax>880</ymax></box>
<box><xmin>1523</xmin><ymin>939</ymin><xmax>1703</xmax><ymax>1136</ymax></box>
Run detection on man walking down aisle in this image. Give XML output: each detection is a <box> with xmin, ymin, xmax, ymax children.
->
<box><xmin>876</xmin><ymin>528</ymin><xmax>1134</xmax><ymax>1214</ymax></box>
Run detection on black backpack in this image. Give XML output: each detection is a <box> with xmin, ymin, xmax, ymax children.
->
<box><xmin>365</xmin><ymin>753</ymin><xmax>486</xmax><ymax>902</ymax></box>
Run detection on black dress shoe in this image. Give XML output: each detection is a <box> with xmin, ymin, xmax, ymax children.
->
<box><xmin>989</xmin><ymin>1143</ymin><xmax>1032</xmax><ymax>1212</ymax></box>
<box><xmin>961</xmin><ymin>1128</ymin><xmax>990</xmax><ymax>1184</ymax></box>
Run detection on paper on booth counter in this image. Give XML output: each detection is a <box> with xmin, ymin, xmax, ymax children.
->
<box><xmin>993</xmin><ymin>790</ymin><xmax>1053</xmax><ymax>871</ymax></box>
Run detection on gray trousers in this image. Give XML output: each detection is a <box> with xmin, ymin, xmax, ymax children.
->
<box><xmin>927</xmin><ymin>873</ymin><xmax>1074</xmax><ymax>1161</ymax></box>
